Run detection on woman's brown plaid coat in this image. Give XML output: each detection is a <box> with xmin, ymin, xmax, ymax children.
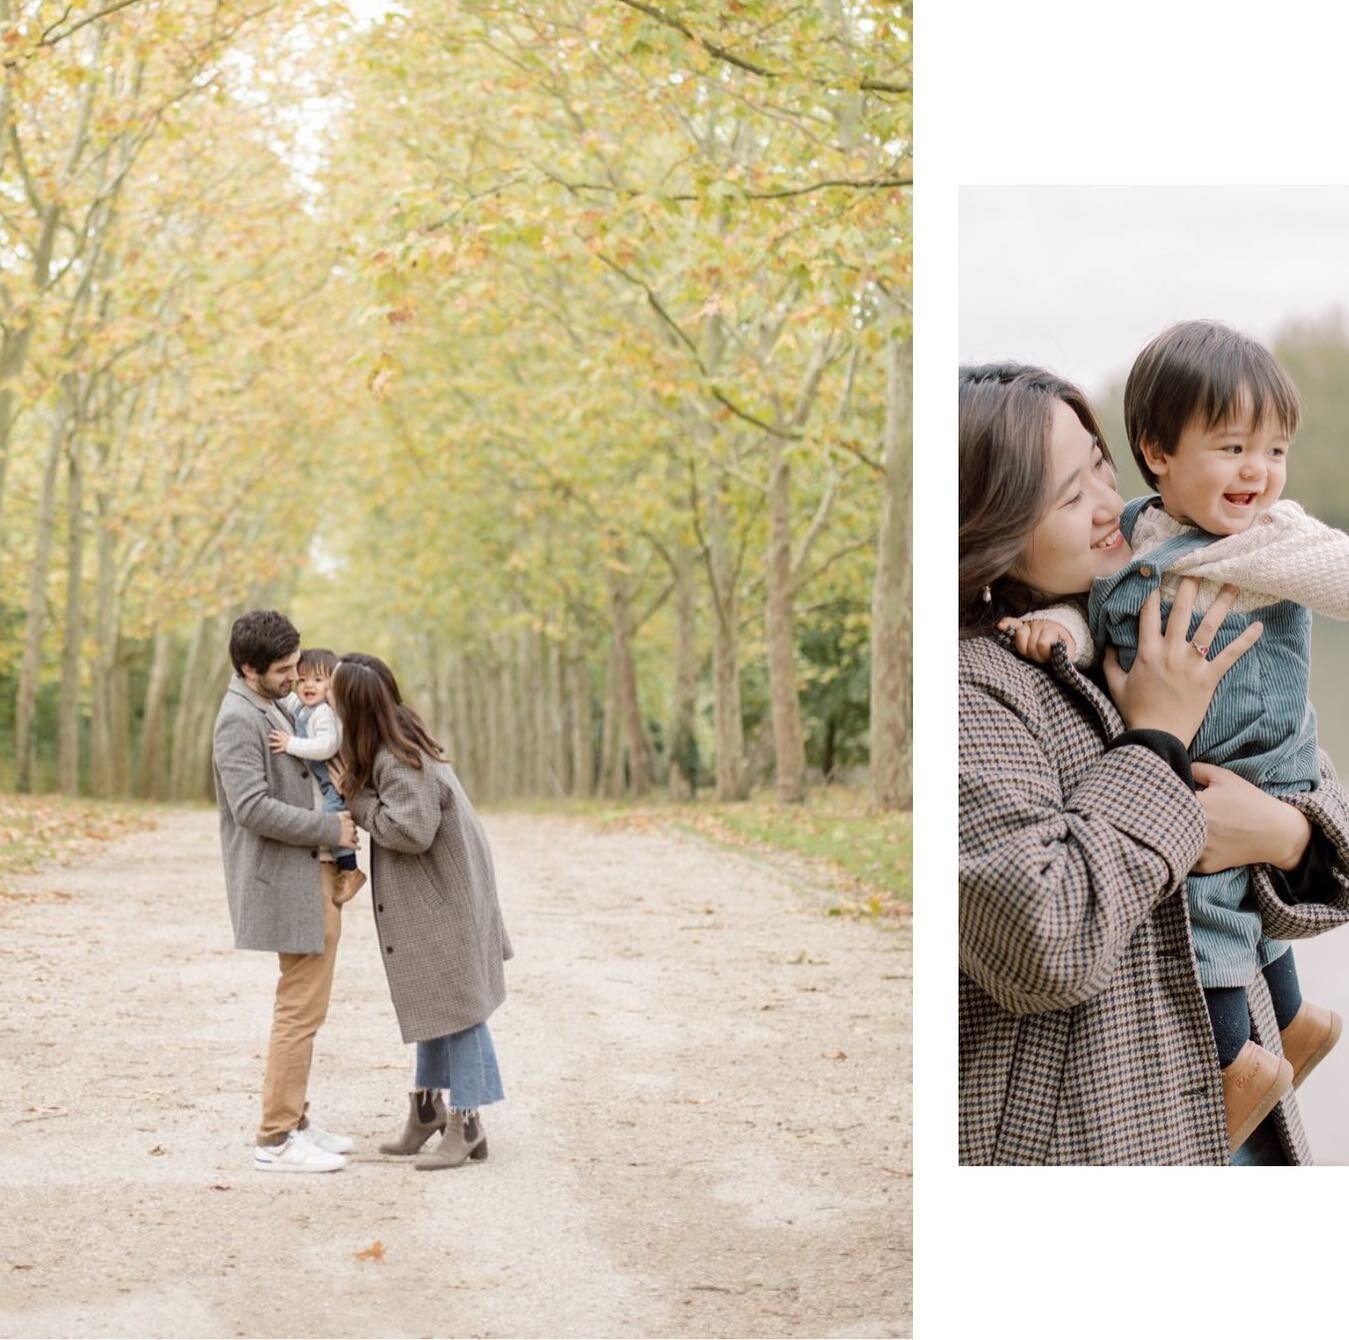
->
<box><xmin>346</xmin><ymin>749</ymin><xmax>512</xmax><ymax>1044</ymax></box>
<box><xmin>959</xmin><ymin>633</ymin><xmax>1349</xmax><ymax>1164</ymax></box>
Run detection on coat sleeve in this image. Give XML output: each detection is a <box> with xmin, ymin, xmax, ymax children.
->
<box><xmin>1168</xmin><ymin>501</ymin><xmax>1349</xmax><ymax>618</ymax></box>
<box><xmin>283</xmin><ymin>704</ymin><xmax>340</xmax><ymax>761</ymax></box>
<box><xmin>344</xmin><ymin>751</ymin><xmax>442</xmax><ymax>855</ymax></box>
<box><xmin>959</xmin><ymin>678</ymin><xmax>1207</xmax><ymax>1015</ymax></box>
<box><xmin>1253</xmin><ymin>748</ymin><xmax>1349</xmax><ymax>937</ymax></box>
<box><xmin>213</xmin><ymin>709</ymin><xmax>341</xmax><ymax>847</ymax></box>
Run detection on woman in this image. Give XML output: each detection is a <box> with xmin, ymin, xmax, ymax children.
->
<box><xmin>328</xmin><ymin>652</ymin><xmax>512</xmax><ymax>1171</ymax></box>
<box><xmin>959</xmin><ymin>362</ymin><xmax>1349</xmax><ymax>1165</ymax></box>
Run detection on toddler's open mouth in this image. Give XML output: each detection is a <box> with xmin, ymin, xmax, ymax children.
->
<box><xmin>1223</xmin><ymin>491</ymin><xmax>1258</xmax><ymax>507</ymax></box>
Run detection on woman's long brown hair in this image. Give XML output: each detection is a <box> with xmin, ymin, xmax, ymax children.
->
<box><xmin>331</xmin><ymin>653</ymin><xmax>447</xmax><ymax>797</ymax></box>
<box><xmin>958</xmin><ymin>362</ymin><xmax>1113</xmax><ymax>637</ymax></box>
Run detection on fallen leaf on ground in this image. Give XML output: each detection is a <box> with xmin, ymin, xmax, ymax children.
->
<box><xmin>148</xmin><ymin>1145</ymin><xmax>167</xmax><ymax>1155</ymax></box>
<box><xmin>824</xmin><ymin>1050</ymin><xmax>848</xmax><ymax>1061</ymax></box>
<box><xmin>354</xmin><ymin>1241</ymin><xmax>385</xmax><ymax>1262</ymax></box>
<box><xmin>209</xmin><ymin>1184</ymin><xmax>231</xmax><ymax>1191</ymax></box>
<box><xmin>16</xmin><ymin>1106</ymin><xmax>68</xmax><ymax>1123</ymax></box>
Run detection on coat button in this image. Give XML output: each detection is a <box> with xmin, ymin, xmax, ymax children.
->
<box><xmin>310</xmin><ymin>850</ymin><xmax>317</xmax><ymax>859</ymax></box>
<box><xmin>377</xmin><ymin>904</ymin><xmax>384</xmax><ymax>913</ymax></box>
<box><xmin>1138</xmin><ymin>564</ymin><xmax>1153</xmax><ymax>578</ymax></box>
<box><xmin>1261</xmin><ymin>513</ymin><xmax>1274</xmax><ymax>525</ymax></box>
<box><xmin>386</xmin><ymin>945</ymin><xmax>394</xmax><ymax>954</ymax></box>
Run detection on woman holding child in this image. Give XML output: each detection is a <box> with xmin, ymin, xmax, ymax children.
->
<box><xmin>959</xmin><ymin>329</ymin><xmax>1349</xmax><ymax>1165</ymax></box>
<box><xmin>327</xmin><ymin>652</ymin><xmax>513</xmax><ymax>1171</ymax></box>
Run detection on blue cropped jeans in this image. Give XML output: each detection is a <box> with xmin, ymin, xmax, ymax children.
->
<box><xmin>414</xmin><ymin>1020</ymin><xmax>504</xmax><ymax>1111</ymax></box>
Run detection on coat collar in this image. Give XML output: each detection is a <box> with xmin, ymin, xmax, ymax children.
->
<box><xmin>994</xmin><ymin>628</ymin><xmax>1124</xmax><ymax>742</ymax></box>
<box><xmin>227</xmin><ymin>673</ymin><xmax>294</xmax><ymax>731</ymax></box>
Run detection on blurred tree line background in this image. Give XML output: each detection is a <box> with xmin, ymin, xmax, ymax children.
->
<box><xmin>1096</xmin><ymin>311</ymin><xmax>1349</xmax><ymax>764</ymax></box>
<box><xmin>0</xmin><ymin>1</ymin><xmax>911</xmax><ymax>812</ymax></box>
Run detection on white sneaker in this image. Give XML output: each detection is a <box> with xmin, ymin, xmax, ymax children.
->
<box><xmin>254</xmin><ymin>1129</ymin><xmax>346</xmax><ymax>1173</ymax></box>
<box><xmin>301</xmin><ymin>1118</ymin><xmax>354</xmax><ymax>1155</ymax></box>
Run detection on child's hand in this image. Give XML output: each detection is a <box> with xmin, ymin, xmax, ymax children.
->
<box><xmin>997</xmin><ymin>617</ymin><xmax>1077</xmax><ymax>664</ymax></box>
<box><xmin>267</xmin><ymin>729</ymin><xmax>292</xmax><ymax>754</ymax></box>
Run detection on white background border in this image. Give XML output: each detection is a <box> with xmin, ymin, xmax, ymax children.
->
<box><xmin>913</xmin><ymin>3</ymin><xmax>1349</xmax><ymax>1337</ymax></box>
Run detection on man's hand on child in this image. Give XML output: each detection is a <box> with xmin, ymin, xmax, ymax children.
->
<box><xmin>997</xmin><ymin>617</ymin><xmax>1076</xmax><ymax>664</ymax></box>
<box><xmin>267</xmin><ymin>729</ymin><xmax>292</xmax><ymax>754</ymax></box>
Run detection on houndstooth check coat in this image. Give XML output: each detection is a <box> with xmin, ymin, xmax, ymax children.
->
<box><xmin>959</xmin><ymin>633</ymin><xmax>1349</xmax><ymax>1165</ymax></box>
<box><xmin>345</xmin><ymin>749</ymin><xmax>513</xmax><ymax>1043</ymax></box>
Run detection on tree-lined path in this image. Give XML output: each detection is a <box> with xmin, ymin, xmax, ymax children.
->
<box><xmin>1</xmin><ymin>0</ymin><xmax>911</xmax><ymax>817</ymax></box>
<box><xmin>0</xmin><ymin>810</ymin><xmax>910</xmax><ymax>1338</ymax></box>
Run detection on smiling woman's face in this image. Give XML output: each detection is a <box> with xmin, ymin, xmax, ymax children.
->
<box><xmin>1015</xmin><ymin>399</ymin><xmax>1130</xmax><ymax>599</ymax></box>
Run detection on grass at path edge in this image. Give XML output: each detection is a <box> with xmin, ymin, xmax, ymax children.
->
<box><xmin>0</xmin><ymin>787</ymin><xmax>912</xmax><ymax>920</ymax></box>
<box><xmin>0</xmin><ymin>793</ymin><xmax>160</xmax><ymax>895</ymax></box>
<box><xmin>504</xmin><ymin>787</ymin><xmax>911</xmax><ymax>919</ymax></box>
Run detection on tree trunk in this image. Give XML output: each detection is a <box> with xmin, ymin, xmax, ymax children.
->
<box><xmin>668</xmin><ymin>540</ymin><xmax>698</xmax><ymax>801</ymax></box>
<box><xmin>707</xmin><ymin>484</ymin><xmax>749</xmax><ymax>801</ymax></box>
<box><xmin>606</xmin><ymin>562</ymin><xmax>651</xmax><ymax>796</ymax></box>
<box><xmin>57</xmin><ymin>432</ymin><xmax>85</xmax><ymax>795</ymax></box>
<box><xmin>869</xmin><ymin>333</ymin><xmax>913</xmax><ymax>811</ymax></box>
<box><xmin>569</xmin><ymin>655</ymin><xmax>594</xmax><ymax>798</ymax></box>
<box><xmin>765</xmin><ymin>442</ymin><xmax>805</xmax><ymax>803</ymax></box>
<box><xmin>136</xmin><ymin>625</ymin><xmax>174</xmax><ymax>799</ymax></box>
<box><xmin>111</xmin><ymin>637</ymin><xmax>132</xmax><ymax>796</ymax></box>
<box><xmin>195</xmin><ymin>645</ymin><xmax>233</xmax><ymax>801</ymax></box>
<box><xmin>0</xmin><ymin>204</ymin><xmax>61</xmax><ymax>542</ymax></box>
<box><xmin>15</xmin><ymin>386</ymin><xmax>74</xmax><ymax>790</ymax></box>
<box><xmin>168</xmin><ymin>618</ymin><xmax>207</xmax><ymax>800</ymax></box>
<box><xmin>89</xmin><ymin>481</ymin><xmax>120</xmax><ymax>797</ymax></box>
<box><xmin>547</xmin><ymin>637</ymin><xmax>570</xmax><ymax>796</ymax></box>
<box><xmin>598</xmin><ymin>637</ymin><xmax>623</xmax><ymax>799</ymax></box>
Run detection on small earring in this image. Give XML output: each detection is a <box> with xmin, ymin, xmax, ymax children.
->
<box><xmin>982</xmin><ymin>585</ymin><xmax>992</xmax><ymax>604</ymax></box>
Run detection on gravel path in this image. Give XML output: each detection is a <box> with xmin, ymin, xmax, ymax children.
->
<box><xmin>0</xmin><ymin>808</ymin><xmax>911</xmax><ymax>1338</ymax></box>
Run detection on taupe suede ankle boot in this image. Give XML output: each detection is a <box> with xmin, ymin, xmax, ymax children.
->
<box><xmin>415</xmin><ymin>1110</ymin><xmax>488</xmax><ymax>1171</ymax></box>
<box><xmin>379</xmin><ymin>1090</ymin><xmax>447</xmax><ymax>1155</ymax></box>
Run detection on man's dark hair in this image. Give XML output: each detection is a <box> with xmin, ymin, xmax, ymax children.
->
<box><xmin>229</xmin><ymin>610</ymin><xmax>301</xmax><ymax>676</ymax></box>
<box><xmin>297</xmin><ymin>647</ymin><xmax>338</xmax><ymax>677</ymax></box>
<box><xmin>1124</xmin><ymin>320</ymin><xmax>1301</xmax><ymax>488</ymax></box>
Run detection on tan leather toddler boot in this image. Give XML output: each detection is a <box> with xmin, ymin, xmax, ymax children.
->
<box><xmin>332</xmin><ymin>869</ymin><xmax>367</xmax><ymax>906</ymax></box>
<box><xmin>1222</xmin><ymin>1041</ymin><xmax>1294</xmax><ymax>1152</ymax></box>
<box><xmin>1280</xmin><ymin>1001</ymin><xmax>1343</xmax><ymax>1089</ymax></box>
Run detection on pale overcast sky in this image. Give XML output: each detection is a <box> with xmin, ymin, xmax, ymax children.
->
<box><xmin>959</xmin><ymin>187</ymin><xmax>1349</xmax><ymax>397</ymax></box>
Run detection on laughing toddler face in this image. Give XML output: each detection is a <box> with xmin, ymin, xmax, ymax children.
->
<box><xmin>1139</xmin><ymin>387</ymin><xmax>1292</xmax><ymax>536</ymax></box>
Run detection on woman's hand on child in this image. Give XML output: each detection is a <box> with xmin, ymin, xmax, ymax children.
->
<box><xmin>1103</xmin><ymin>578</ymin><xmax>1262</xmax><ymax>747</ymax></box>
<box><xmin>267</xmin><ymin>729</ymin><xmax>291</xmax><ymax>755</ymax></box>
<box><xmin>327</xmin><ymin>758</ymin><xmax>348</xmax><ymax>795</ymax></box>
<box><xmin>337</xmin><ymin>812</ymin><xmax>359</xmax><ymax>849</ymax></box>
<box><xmin>997</xmin><ymin>617</ymin><xmax>1076</xmax><ymax>664</ymax></box>
<box><xmin>1191</xmin><ymin>761</ymin><xmax>1314</xmax><ymax>873</ymax></box>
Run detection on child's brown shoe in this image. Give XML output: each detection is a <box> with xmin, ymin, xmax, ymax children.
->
<box><xmin>1280</xmin><ymin>1001</ymin><xmax>1343</xmax><ymax>1089</ymax></box>
<box><xmin>1222</xmin><ymin>1041</ymin><xmax>1293</xmax><ymax>1153</ymax></box>
<box><xmin>332</xmin><ymin>869</ymin><xmax>367</xmax><ymax>907</ymax></box>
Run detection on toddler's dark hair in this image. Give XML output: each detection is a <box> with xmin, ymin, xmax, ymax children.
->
<box><xmin>297</xmin><ymin>647</ymin><xmax>338</xmax><ymax>677</ymax></box>
<box><xmin>1124</xmin><ymin>320</ymin><xmax>1300</xmax><ymax>488</ymax></box>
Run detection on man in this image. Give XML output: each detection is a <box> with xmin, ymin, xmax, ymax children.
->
<box><xmin>213</xmin><ymin>609</ymin><xmax>360</xmax><ymax>1173</ymax></box>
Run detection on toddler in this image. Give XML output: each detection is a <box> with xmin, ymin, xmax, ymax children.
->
<box><xmin>269</xmin><ymin>647</ymin><xmax>366</xmax><ymax>906</ymax></box>
<box><xmin>1008</xmin><ymin>320</ymin><xmax>1348</xmax><ymax>1152</ymax></box>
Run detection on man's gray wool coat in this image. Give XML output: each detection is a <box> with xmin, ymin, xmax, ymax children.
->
<box><xmin>959</xmin><ymin>633</ymin><xmax>1349</xmax><ymax>1165</ymax></box>
<box><xmin>213</xmin><ymin>675</ymin><xmax>343</xmax><ymax>954</ymax></box>
<box><xmin>345</xmin><ymin>748</ymin><xmax>512</xmax><ymax>1043</ymax></box>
